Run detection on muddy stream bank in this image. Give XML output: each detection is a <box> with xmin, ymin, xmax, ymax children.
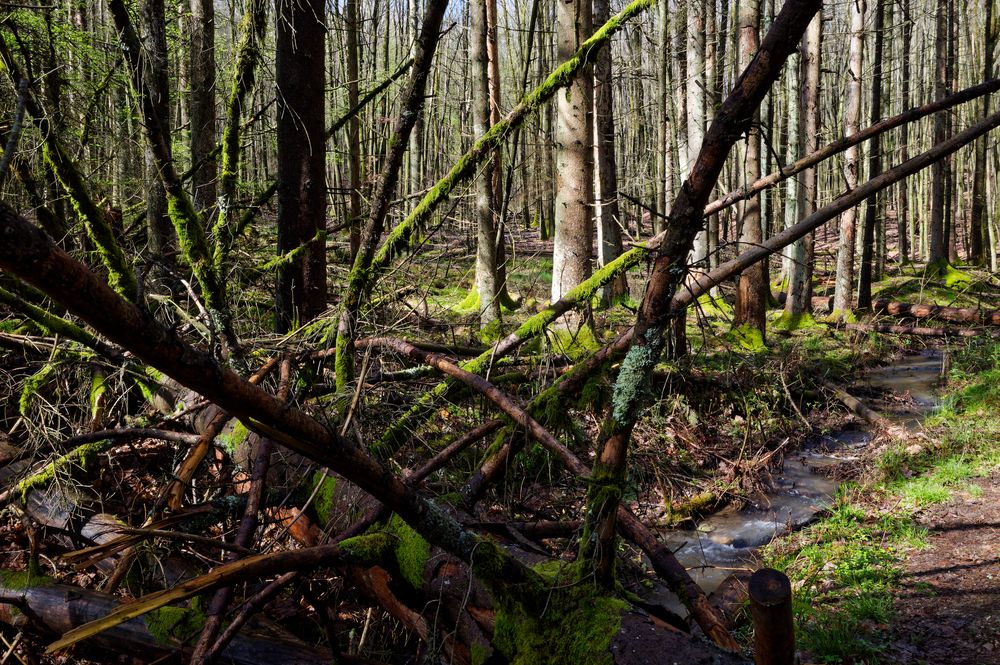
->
<box><xmin>648</xmin><ymin>349</ymin><xmax>945</xmax><ymax>611</ymax></box>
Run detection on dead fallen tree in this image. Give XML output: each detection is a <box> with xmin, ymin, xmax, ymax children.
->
<box><xmin>0</xmin><ymin>572</ymin><xmax>342</xmax><ymax>664</ymax></box>
<box><xmin>872</xmin><ymin>300</ymin><xmax>1000</xmax><ymax>326</ymax></box>
<box><xmin>845</xmin><ymin>323</ymin><xmax>993</xmax><ymax>338</ymax></box>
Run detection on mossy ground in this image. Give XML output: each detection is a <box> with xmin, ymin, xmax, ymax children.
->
<box><xmin>758</xmin><ymin>339</ymin><xmax>1000</xmax><ymax>664</ymax></box>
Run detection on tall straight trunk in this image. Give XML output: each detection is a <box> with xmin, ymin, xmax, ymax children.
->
<box><xmin>551</xmin><ymin>0</ymin><xmax>593</xmax><ymax>330</ymax></box>
<box><xmin>733</xmin><ymin>0</ymin><xmax>766</xmax><ymax>335</ymax></box>
<box><xmin>593</xmin><ymin>0</ymin><xmax>627</xmax><ymax>304</ymax></box>
<box><xmin>897</xmin><ymin>0</ymin><xmax>911</xmax><ymax>263</ymax></box>
<box><xmin>971</xmin><ymin>0</ymin><xmax>998</xmax><ymax>265</ymax></box>
<box><xmin>470</xmin><ymin>0</ymin><xmax>499</xmax><ymax>326</ymax></box>
<box><xmin>142</xmin><ymin>0</ymin><xmax>175</xmax><ymax>273</ymax></box>
<box><xmin>832</xmin><ymin>0</ymin><xmax>865</xmax><ymax>314</ymax></box>
<box><xmin>781</xmin><ymin>45</ymin><xmax>799</xmax><ymax>288</ymax></box>
<box><xmin>274</xmin><ymin>0</ymin><xmax>327</xmax><ymax>333</ymax></box>
<box><xmin>190</xmin><ymin>0</ymin><xmax>216</xmax><ymax>216</ymax></box>
<box><xmin>857</xmin><ymin>0</ymin><xmax>884</xmax><ymax>309</ymax></box>
<box><xmin>346</xmin><ymin>0</ymin><xmax>362</xmax><ymax>259</ymax></box>
<box><xmin>928</xmin><ymin>0</ymin><xmax>948</xmax><ymax>263</ymax></box>
<box><xmin>687</xmin><ymin>0</ymin><xmax>707</xmax><ymax>270</ymax></box>
<box><xmin>408</xmin><ymin>0</ymin><xmax>424</xmax><ymax>195</ymax></box>
<box><xmin>485</xmin><ymin>0</ymin><xmax>511</xmax><ymax>303</ymax></box>
<box><xmin>945</xmin><ymin>0</ymin><xmax>958</xmax><ymax>263</ymax></box>
<box><xmin>655</xmin><ymin>0</ymin><xmax>669</xmax><ymax>230</ymax></box>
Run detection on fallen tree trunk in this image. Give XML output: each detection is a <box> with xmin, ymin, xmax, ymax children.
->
<box><xmin>872</xmin><ymin>300</ymin><xmax>1000</xmax><ymax>326</ymax></box>
<box><xmin>845</xmin><ymin>322</ymin><xmax>992</xmax><ymax>337</ymax></box>
<box><xmin>0</xmin><ymin>574</ymin><xmax>330</xmax><ymax>664</ymax></box>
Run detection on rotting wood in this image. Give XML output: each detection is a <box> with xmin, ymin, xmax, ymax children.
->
<box><xmin>748</xmin><ymin>568</ymin><xmax>795</xmax><ymax>665</ymax></box>
<box><xmin>845</xmin><ymin>323</ymin><xmax>994</xmax><ymax>337</ymax></box>
<box><xmin>872</xmin><ymin>300</ymin><xmax>1000</xmax><ymax>326</ymax></box>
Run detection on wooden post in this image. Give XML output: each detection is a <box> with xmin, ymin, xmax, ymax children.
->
<box><xmin>749</xmin><ymin>568</ymin><xmax>795</xmax><ymax>665</ymax></box>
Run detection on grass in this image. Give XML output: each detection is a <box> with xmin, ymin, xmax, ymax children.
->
<box><xmin>758</xmin><ymin>339</ymin><xmax>1000</xmax><ymax>664</ymax></box>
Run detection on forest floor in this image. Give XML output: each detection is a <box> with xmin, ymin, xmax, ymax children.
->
<box><xmin>761</xmin><ymin>335</ymin><xmax>1000</xmax><ymax>665</ymax></box>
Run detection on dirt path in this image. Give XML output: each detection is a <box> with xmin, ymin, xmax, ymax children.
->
<box><xmin>887</xmin><ymin>474</ymin><xmax>1000</xmax><ymax>664</ymax></box>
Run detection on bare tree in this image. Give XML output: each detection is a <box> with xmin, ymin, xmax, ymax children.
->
<box><xmin>832</xmin><ymin>0</ymin><xmax>865</xmax><ymax>314</ymax></box>
<box><xmin>190</xmin><ymin>0</ymin><xmax>216</xmax><ymax>216</ymax></box>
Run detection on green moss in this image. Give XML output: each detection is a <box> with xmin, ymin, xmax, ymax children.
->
<box><xmin>146</xmin><ymin>605</ymin><xmax>205</xmax><ymax>646</ymax></box>
<box><xmin>217</xmin><ymin>421</ymin><xmax>251</xmax><ymax>457</ymax></box>
<box><xmin>310</xmin><ymin>472</ymin><xmax>338</xmax><ymax>525</ymax></box>
<box><xmin>725</xmin><ymin>324</ymin><xmax>767</xmax><ymax>352</ymax></box>
<box><xmin>943</xmin><ymin>263</ymin><xmax>973</xmax><ymax>288</ymax></box>
<box><xmin>386</xmin><ymin>514</ymin><xmax>432</xmax><ymax>589</ymax></box>
<box><xmin>493</xmin><ymin>585</ymin><xmax>627</xmax><ymax>665</ymax></box>
<box><xmin>455</xmin><ymin>286</ymin><xmax>481</xmax><ymax>313</ymax></box>
<box><xmin>0</xmin><ymin>569</ymin><xmax>52</xmax><ymax>590</ymax></box>
<box><xmin>15</xmin><ymin>439</ymin><xmax>114</xmax><ymax>503</ymax></box>
<box><xmin>774</xmin><ymin>311</ymin><xmax>819</xmax><ymax>331</ymax></box>
<box><xmin>337</xmin><ymin>533</ymin><xmax>395</xmax><ymax>565</ymax></box>
<box><xmin>547</xmin><ymin>323</ymin><xmax>600</xmax><ymax>361</ymax></box>
<box><xmin>696</xmin><ymin>292</ymin><xmax>733</xmax><ymax>317</ymax></box>
<box><xmin>20</xmin><ymin>361</ymin><xmax>58</xmax><ymax>415</ymax></box>
<box><xmin>479</xmin><ymin>318</ymin><xmax>505</xmax><ymax>344</ymax></box>
<box><xmin>611</xmin><ymin>332</ymin><xmax>660</xmax><ymax>425</ymax></box>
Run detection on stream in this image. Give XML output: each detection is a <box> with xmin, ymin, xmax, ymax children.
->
<box><xmin>648</xmin><ymin>349</ymin><xmax>945</xmax><ymax>610</ymax></box>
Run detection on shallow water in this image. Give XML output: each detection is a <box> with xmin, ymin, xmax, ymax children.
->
<box><xmin>648</xmin><ymin>349</ymin><xmax>944</xmax><ymax>608</ymax></box>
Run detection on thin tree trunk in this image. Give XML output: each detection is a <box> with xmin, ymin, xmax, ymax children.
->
<box><xmin>190</xmin><ymin>0</ymin><xmax>216</xmax><ymax>217</ymax></box>
<box><xmin>970</xmin><ymin>0</ymin><xmax>996</xmax><ymax>264</ymax></box>
<box><xmin>594</xmin><ymin>0</ymin><xmax>627</xmax><ymax>304</ymax></box>
<box><xmin>274</xmin><ymin>0</ymin><xmax>327</xmax><ymax>333</ymax></box>
<box><xmin>471</xmin><ymin>0</ymin><xmax>500</xmax><ymax>326</ymax></box>
<box><xmin>832</xmin><ymin>0</ymin><xmax>865</xmax><ymax>314</ymax></box>
<box><xmin>733</xmin><ymin>0</ymin><xmax>766</xmax><ymax>335</ymax></box>
<box><xmin>897</xmin><ymin>0</ymin><xmax>911</xmax><ymax>263</ymax></box>
<box><xmin>857</xmin><ymin>0</ymin><xmax>884</xmax><ymax>309</ymax></box>
<box><xmin>928</xmin><ymin>0</ymin><xmax>948</xmax><ymax>263</ymax></box>
<box><xmin>347</xmin><ymin>0</ymin><xmax>362</xmax><ymax>259</ymax></box>
<box><xmin>551</xmin><ymin>0</ymin><xmax>594</xmax><ymax>332</ymax></box>
<box><xmin>142</xmin><ymin>0</ymin><xmax>175</xmax><ymax>276</ymax></box>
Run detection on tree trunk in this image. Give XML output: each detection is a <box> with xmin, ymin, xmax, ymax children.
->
<box><xmin>551</xmin><ymin>0</ymin><xmax>594</xmax><ymax>333</ymax></box>
<box><xmin>733</xmin><ymin>0</ymin><xmax>766</xmax><ymax>336</ymax></box>
<box><xmin>897</xmin><ymin>0</ymin><xmax>911</xmax><ymax>263</ymax></box>
<box><xmin>928</xmin><ymin>0</ymin><xmax>948</xmax><ymax>263</ymax></box>
<box><xmin>274</xmin><ymin>0</ymin><xmax>327</xmax><ymax>333</ymax></box>
<box><xmin>970</xmin><ymin>0</ymin><xmax>997</xmax><ymax>265</ymax></box>
<box><xmin>189</xmin><ymin>0</ymin><xmax>216</xmax><ymax>217</ymax></box>
<box><xmin>857</xmin><ymin>0</ymin><xmax>884</xmax><ymax>309</ymax></box>
<box><xmin>142</xmin><ymin>0</ymin><xmax>175</xmax><ymax>275</ymax></box>
<box><xmin>832</xmin><ymin>0</ymin><xmax>864</xmax><ymax>315</ymax></box>
<box><xmin>594</xmin><ymin>0</ymin><xmax>627</xmax><ymax>305</ymax></box>
<box><xmin>346</xmin><ymin>0</ymin><xmax>362</xmax><ymax>260</ymax></box>
<box><xmin>471</xmin><ymin>0</ymin><xmax>500</xmax><ymax>326</ymax></box>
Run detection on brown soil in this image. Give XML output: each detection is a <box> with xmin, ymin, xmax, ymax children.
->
<box><xmin>887</xmin><ymin>474</ymin><xmax>1000</xmax><ymax>664</ymax></box>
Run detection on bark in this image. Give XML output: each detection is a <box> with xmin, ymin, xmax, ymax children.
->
<box><xmin>274</xmin><ymin>0</ymin><xmax>327</xmax><ymax>333</ymax></box>
<box><xmin>551</xmin><ymin>0</ymin><xmax>594</xmax><ymax>331</ymax></box>
<box><xmin>928</xmin><ymin>0</ymin><xmax>948</xmax><ymax>263</ymax></box>
<box><xmin>832</xmin><ymin>0</ymin><xmax>865</xmax><ymax>315</ymax></box>
<box><xmin>189</xmin><ymin>0</ymin><xmax>216</xmax><ymax>216</ymax></box>
<box><xmin>732</xmin><ymin>0</ymin><xmax>766</xmax><ymax>335</ymax></box>
<box><xmin>897</xmin><ymin>0</ymin><xmax>911</xmax><ymax>263</ymax></box>
<box><xmin>970</xmin><ymin>0</ymin><xmax>998</xmax><ymax>264</ymax></box>
<box><xmin>857</xmin><ymin>0</ymin><xmax>885</xmax><ymax>309</ymax></box>
<box><xmin>594</xmin><ymin>0</ymin><xmax>627</xmax><ymax>304</ymax></box>
<box><xmin>845</xmin><ymin>323</ymin><xmax>992</xmax><ymax>338</ymax></box>
<box><xmin>471</xmin><ymin>0</ymin><xmax>500</xmax><ymax>326</ymax></box>
<box><xmin>346</xmin><ymin>0</ymin><xmax>362</xmax><ymax>259</ymax></box>
<box><xmin>140</xmin><ymin>0</ymin><xmax>175</xmax><ymax>274</ymax></box>
<box><xmin>872</xmin><ymin>300</ymin><xmax>1000</xmax><ymax>326</ymax></box>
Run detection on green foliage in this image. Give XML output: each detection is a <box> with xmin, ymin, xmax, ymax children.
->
<box><xmin>724</xmin><ymin>324</ymin><xmax>766</xmax><ymax>352</ymax></box>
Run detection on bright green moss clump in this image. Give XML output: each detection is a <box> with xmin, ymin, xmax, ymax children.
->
<box><xmin>386</xmin><ymin>514</ymin><xmax>432</xmax><ymax>589</ymax></box>
<box><xmin>310</xmin><ymin>472</ymin><xmax>338</xmax><ymax>525</ymax></box>
<box><xmin>493</xmin><ymin>584</ymin><xmax>627</xmax><ymax>665</ymax></box>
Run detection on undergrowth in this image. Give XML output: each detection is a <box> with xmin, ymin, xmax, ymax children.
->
<box><xmin>759</xmin><ymin>338</ymin><xmax>1000</xmax><ymax>664</ymax></box>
